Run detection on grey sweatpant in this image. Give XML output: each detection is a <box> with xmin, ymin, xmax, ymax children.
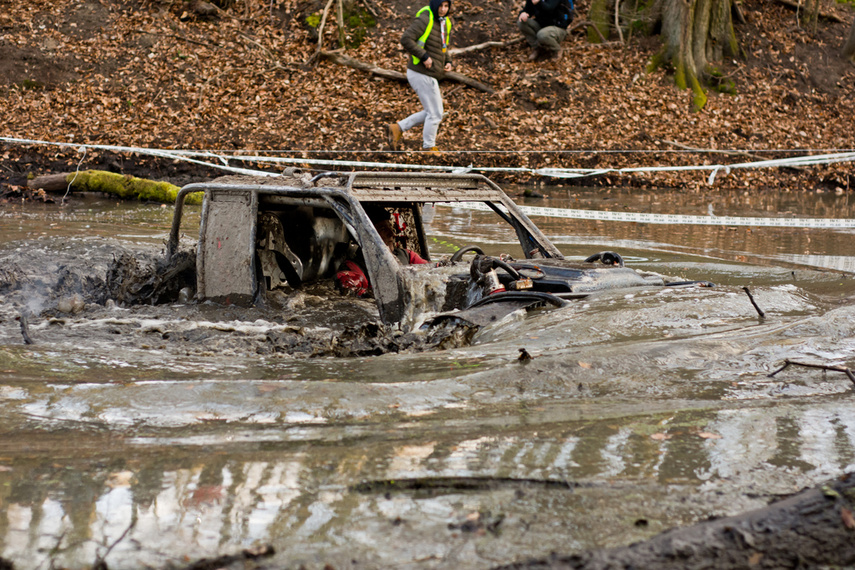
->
<box><xmin>518</xmin><ymin>19</ymin><xmax>567</xmax><ymax>53</ymax></box>
<box><xmin>398</xmin><ymin>68</ymin><xmax>444</xmax><ymax>149</ymax></box>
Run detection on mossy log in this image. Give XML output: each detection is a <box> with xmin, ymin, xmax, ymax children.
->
<box><xmin>28</xmin><ymin>170</ymin><xmax>202</xmax><ymax>204</ymax></box>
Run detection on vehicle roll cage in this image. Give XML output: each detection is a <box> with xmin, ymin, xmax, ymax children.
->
<box><xmin>166</xmin><ymin>171</ymin><xmax>563</xmax><ymax>324</ymax></box>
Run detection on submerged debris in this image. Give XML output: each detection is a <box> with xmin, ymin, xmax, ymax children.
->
<box><xmin>262</xmin><ymin>318</ymin><xmax>481</xmax><ymax>357</ymax></box>
<box><xmin>768</xmin><ymin>359</ymin><xmax>855</xmax><ymax>387</ymax></box>
<box><xmin>106</xmin><ymin>249</ymin><xmax>196</xmax><ymax>305</ymax></box>
<box><xmin>15</xmin><ymin>313</ymin><xmax>33</xmax><ymax>344</ymax></box>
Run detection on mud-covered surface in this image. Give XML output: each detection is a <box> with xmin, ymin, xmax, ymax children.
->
<box><xmin>2</xmin><ymin>188</ymin><xmax>855</xmax><ymax>569</ymax></box>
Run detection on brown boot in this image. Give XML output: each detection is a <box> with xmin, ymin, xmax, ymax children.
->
<box><xmin>527</xmin><ymin>47</ymin><xmax>541</xmax><ymax>62</ymax></box>
<box><xmin>387</xmin><ymin>123</ymin><xmax>403</xmax><ymax>150</ymax></box>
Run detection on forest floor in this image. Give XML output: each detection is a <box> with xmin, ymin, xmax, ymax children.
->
<box><xmin>0</xmin><ymin>0</ymin><xmax>854</xmax><ymax>195</ymax></box>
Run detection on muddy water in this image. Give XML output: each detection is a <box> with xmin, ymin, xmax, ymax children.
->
<box><xmin>2</xmin><ymin>187</ymin><xmax>855</xmax><ymax>569</ymax></box>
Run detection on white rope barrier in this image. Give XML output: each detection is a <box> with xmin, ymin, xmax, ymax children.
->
<box><xmin>3</xmin><ymin>136</ymin><xmax>855</xmax><ymax>182</ymax></box>
<box><xmin>3</xmin><ymin>137</ymin><xmax>854</xmax><ymax>229</ymax></box>
<box><xmin>441</xmin><ymin>202</ymin><xmax>855</xmax><ymax>229</ymax></box>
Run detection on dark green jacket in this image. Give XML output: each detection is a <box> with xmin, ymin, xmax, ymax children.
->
<box><xmin>401</xmin><ymin>2</ymin><xmax>453</xmax><ymax>80</ymax></box>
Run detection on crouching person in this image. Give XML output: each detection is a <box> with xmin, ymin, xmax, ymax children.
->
<box><xmin>518</xmin><ymin>0</ymin><xmax>574</xmax><ymax>61</ymax></box>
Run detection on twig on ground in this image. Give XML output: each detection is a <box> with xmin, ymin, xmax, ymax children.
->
<box><xmin>357</xmin><ymin>0</ymin><xmax>380</xmax><ymax>18</ymax></box>
<box><xmin>742</xmin><ymin>286</ymin><xmax>765</xmax><ymax>318</ymax></box>
<box><xmin>445</xmin><ymin>84</ymin><xmax>465</xmax><ymax>98</ymax></box>
<box><xmin>768</xmin><ymin>359</ymin><xmax>855</xmax><ymax>386</ymax></box>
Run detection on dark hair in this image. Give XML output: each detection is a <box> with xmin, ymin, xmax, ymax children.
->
<box><xmin>364</xmin><ymin>205</ymin><xmax>392</xmax><ymax>222</ymax></box>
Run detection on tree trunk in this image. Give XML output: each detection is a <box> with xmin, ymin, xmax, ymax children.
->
<box><xmin>710</xmin><ymin>0</ymin><xmax>739</xmax><ymax>60</ymax></box>
<box><xmin>588</xmin><ymin>0</ymin><xmax>612</xmax><ymax>43</ymax></box>
<box><xmin>337</xmin><ymin>0</ymin><xmax>346</xmax><ymax>48</ymax></box>
<box><xmin>843</xmin><ymin>18</ymin><xmax>855</xmax><ymax>60</ymax></box>
<box><xmin>652</xmin><ymin>0</ymin><xmax>739</xmax><ymax>110</ymax></box>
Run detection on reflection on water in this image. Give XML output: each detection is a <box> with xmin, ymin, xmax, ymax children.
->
<box><xmin>429</xmin><ymin>186</ymin><xmax>855</xmax><ymax>273</ymax></box>
<box><xmin>3</xmin><ymin>402</ymin><xmax>855</xmax><ymax>568</ymax></box>
<box><xmin>2</xmin><ymin>186</ymin><xmax>855</xmax><ymax>568</ymax></box>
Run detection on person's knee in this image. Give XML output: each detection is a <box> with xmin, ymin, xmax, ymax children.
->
<box><xmin>425</xmin><ymin>110</ymin><xmax>443</xmax><ymax>126</ymax></box>
<box><xmin>537</xmin><ymin>28</ymin><xmax>562</xmax><ymax>49</ymax></box>
<box><xmin>519</xmin><ymin>20</ymin><xmax>537</xmax><ymax>36</ymax></box>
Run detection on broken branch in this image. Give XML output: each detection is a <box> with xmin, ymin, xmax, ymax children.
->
<box><xmin>768</xmin><ymin>359</ymin><xmax>855</xmax><ymax>386</ymax></box>
<box><xmin>772</xmin><ymin>0</ymin><xmax>845</xmax><ymax>22</ymax></box>
<box><xmin>448</xmin><ymin>37</ymin><xmax>524</xmax><ymax>55</ymax></box>
<box><xmin>16</xmin><ymin>313</ymin><xmax>33</xmax><ymax>345</ymax></box>
<box><xmin>308</xmin><ymin>0</ymin><xmax>337</xmax><ymax>64</ymax></box>
<box><xmin>319</xmin><ymin>51</ymin><xmax>495</xmax><ymax>93</ymax></box>
<box><xmin>742</xmin><ymin>286</ymin><xmax>765</xmax><ymax>318</ymax></box>
<box><xmin>320</xmin><ymin>49</ymin><xmax>406</xmax><ymax>80</ymax></box>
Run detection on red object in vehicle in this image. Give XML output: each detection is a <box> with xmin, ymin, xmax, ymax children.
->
<box><xmin>335</xmin><ymin>261</ymin><xmax>371</xmax><ymax>297</ymax></box>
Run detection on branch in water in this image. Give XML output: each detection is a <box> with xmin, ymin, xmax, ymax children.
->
<box><xmin>742</xmin><ymin>286</ymin><xmax>765</xmax><ymax>318</ymax></box>
<box><xmin>768</xmin><ymin>359</ymin><xmax>855</xmax><ymax>386</ymax></box>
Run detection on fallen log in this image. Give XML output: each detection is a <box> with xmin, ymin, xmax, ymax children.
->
<box><xmin>28</xmin><ymin>170</ymin><xmax>202</xmax><ymax>204</ymax></box>
<box><xmin>448</xmin><ymin>37</ymin><xmax>524</xmax><ymax>56</ymax></box>
<box><xmin>772</xmin><ymin>0</ymin><xmax>845</xmax><ymax>22</ymax></box>
<box><xmin>27</xmin><ymin>172</ymin><xmax>69</xmax><ymax>193</ymax></box>
<box><xmin>319</xmin><ymin>50</ymin><xmax>495</xmax><ymax>93</ymax></box>
<box><xmin>498</xmin><ymin>472</ymin><xmax>855</xmax><ymax>569</ymax></box>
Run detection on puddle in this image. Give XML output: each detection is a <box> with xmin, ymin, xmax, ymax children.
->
<box><xmin>1</xmin><ymin>187</ymin><xmax>855</xmax><ymax>568</ymax></box>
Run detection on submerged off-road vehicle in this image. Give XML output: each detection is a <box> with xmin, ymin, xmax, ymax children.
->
<box><xmin>166</xmin><ymin>171</ymin><xmax>704</xmax><ymax>327</ymax></box>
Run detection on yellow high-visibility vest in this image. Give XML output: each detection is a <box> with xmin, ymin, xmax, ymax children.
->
<box><xmin>412</xmin><ymin>5</ymin><xmax>451</xmax><ymax>65</ymax></box>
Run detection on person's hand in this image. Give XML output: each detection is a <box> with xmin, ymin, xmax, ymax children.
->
<box><xmin>532</xmin><ymin>0</ymin><xmax>540</xmax><ymax>4</ymax></box>
<box><xmin>444</xmin><ymin>62</ymin><xmax>452</xmax><ymax>71</ymax></box>
<box><xmin>518</xmin><ymin>11</ymin><xmax>529</xmax><ymax>22</ymax></box>
<box><xmin>424</xmin><ymin>56</ymin><xmax>433</xmax><ymax>68</ymax></box>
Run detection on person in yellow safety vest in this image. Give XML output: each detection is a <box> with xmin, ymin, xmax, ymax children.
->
<box><xmin>386</xmin><ymin>0</ymin><xmax>452</xmax><ymax>153</ymax></box>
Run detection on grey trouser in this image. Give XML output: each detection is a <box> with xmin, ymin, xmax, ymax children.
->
<box><xmin>518</xmin><ymin>19</ymin><xmax>567</xmax><ymax>52</ymax></box>
<box><xmin>399</xmin><ymin>68</ymin><xmax>444</xmax><ymax>149</ymax></box>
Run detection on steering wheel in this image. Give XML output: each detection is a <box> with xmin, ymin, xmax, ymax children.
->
<box><xmin>450</xmin><ymin>245</ymin><xmax>485</xmax><ymax>262</ymax></box>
